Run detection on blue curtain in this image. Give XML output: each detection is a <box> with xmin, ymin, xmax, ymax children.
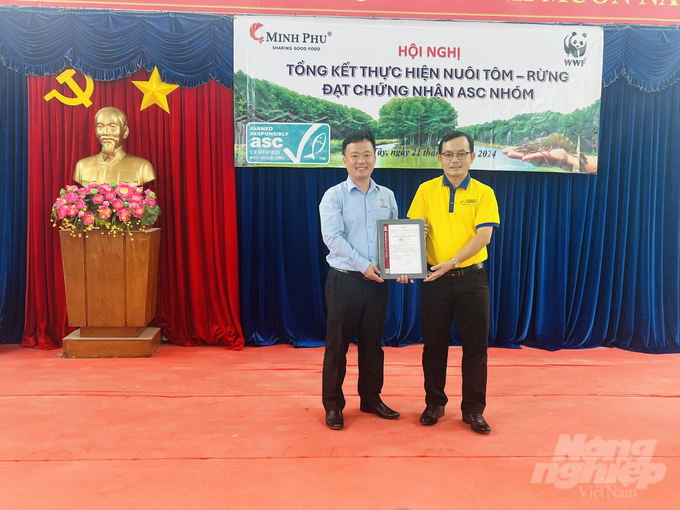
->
<box><xmin>238</xmin><ymin>27</ymin><xmax>680</xmax><ymax>353</ymax></box>
<box><xmin>0</xmin><ymin>64</ymin><xmax>28</xmax><ymax>344</ymax></box>
<box><xmin>602</xmin><ymin>25</ymin><xmax>680</xmax><ymax>91</ymax></box>
<box><xmin>597</xmin><ymin>81</ymin><xmax>680</xmax><ymax>352</ymax></box>
<box><xmin>237</xmin><ymin>167</ymin><xmax>441</xmax><ymax>347</ymax></box>
<box><xmin>0</xmin><ymin>7</ymin><xmax>233</xmax><ymax>88</ymax></box>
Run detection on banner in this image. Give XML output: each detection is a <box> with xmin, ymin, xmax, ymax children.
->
<box><xmin>234</xmin><ymin>16</ymin><xmax>603</xmax><ymax>173</ymax></box>
<box><xmin>10</xmin><ymin>1</ymin><xmax>680</xmax><ymax>25</ymax></box>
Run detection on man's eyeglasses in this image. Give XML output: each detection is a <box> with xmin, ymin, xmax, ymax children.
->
<box><xmin>440</xmin><ymin>151</ymin><xmax>473</xmax><ymax>161</ymax></box>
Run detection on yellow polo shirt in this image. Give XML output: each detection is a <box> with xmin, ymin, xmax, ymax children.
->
<box><xmin>407</xmin><ymin>174</ymin><xmax>500</xmax><ymax>267</ymax></box>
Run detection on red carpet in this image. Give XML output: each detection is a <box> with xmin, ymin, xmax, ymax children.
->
<box><xmin>0</xmin><ymin>344</ymin><xmax>678</xmax><ymax>509</ymax></box>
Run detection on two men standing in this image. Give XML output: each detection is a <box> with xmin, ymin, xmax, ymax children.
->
<box><xmin>320</xmin><ymin>129</ymin><xmax>499</xmax><ymax>434</ymax></box>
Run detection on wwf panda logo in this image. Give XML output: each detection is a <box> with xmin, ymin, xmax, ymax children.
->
<box><xmin>564</xmin><ymin>32</ymin><xmax>587</xmax><ymax>58</ymax></box>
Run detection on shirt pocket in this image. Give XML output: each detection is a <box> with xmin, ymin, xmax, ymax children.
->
<box><xmin>371</xmin><ymin>197</ymin><xmax>393</xmax><ymax>220</ymax></box>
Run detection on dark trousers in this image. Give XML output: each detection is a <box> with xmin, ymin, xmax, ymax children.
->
<box><xmin>421</xmin><ymin>268</ymin><xmax>489</xmax><ymax>414</ymax></box>
<box><xmin>322</xmin><ymin>268</ymin><xmax>390</xmax><ymax>411</ymax></box>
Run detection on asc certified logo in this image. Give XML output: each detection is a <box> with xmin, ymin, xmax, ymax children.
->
<box><xmin>246</xmin><ymin>123</ymin><xmax>330</xmax><ymax>165</ymax></box>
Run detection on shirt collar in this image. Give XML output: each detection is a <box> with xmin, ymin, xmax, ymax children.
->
<box><xmin>345</xmin><ymin>176</ymin><xmax>377</xmax><ymax>194</ymax></box>
<box><xmin>442</xmin><ymin>173</ymin><xmax>471</xmax><ymax>191</ymax></box>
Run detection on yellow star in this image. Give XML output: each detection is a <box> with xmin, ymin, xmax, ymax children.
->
<box><xmin>132</xmin><ymin>67</ymin><xmax>179</xmax><ymax>114</ymax></box>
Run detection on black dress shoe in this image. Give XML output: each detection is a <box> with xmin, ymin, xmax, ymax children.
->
<box><xmin>463</xmin><ymin>413</ymin><xmax>491</xmax><ymax>434</ymax></box>
<box><xmin>420</xmin><ymin>405</ymin><xmax>445</xmax><ymax>426</ymax></box>
<box><xmin>325</xmin><ymin>410</ymin><xmax>344</xmax><ymax>430</ymax></box>
<box><xmin>359</xmin><ymin>401</ymin><xmax>400</xmax><ymax>419</ymax></box>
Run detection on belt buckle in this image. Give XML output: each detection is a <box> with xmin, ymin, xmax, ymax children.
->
<box><xmin>447</xmin><ymin>268</ymin><xmax>463</xmax><ymax>278</ymax></box>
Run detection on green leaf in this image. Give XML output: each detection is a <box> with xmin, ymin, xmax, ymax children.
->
<box><xmin>140</xmin><ymin>205</ymin><xmax>161</xmax><ymax>226</ymax></box>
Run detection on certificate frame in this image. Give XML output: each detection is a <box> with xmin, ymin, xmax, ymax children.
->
<box><xmin>378</xmin><ymin>219</ymin><xmax>427</xmax><ymax>280</ymax></box>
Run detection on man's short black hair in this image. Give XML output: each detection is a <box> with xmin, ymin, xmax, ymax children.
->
<box><xmin>342</xmin><ymin>129</ymin><xmax>376</xmax><ymax>155</ymax></box>
<box><xmin>438</xmin><ymin>131</ymin><xmax>475</xmax><ymax>154</ymax></box>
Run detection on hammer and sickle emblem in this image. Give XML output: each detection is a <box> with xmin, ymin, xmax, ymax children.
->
<box><xmin>44</xmin><ymin>69</ymin><xmax>94</xmax><ymax>108</ymax></box>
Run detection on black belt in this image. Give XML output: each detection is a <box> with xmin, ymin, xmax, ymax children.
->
<box><xmin>438</xmin><ymin>262</ymin><xmax>484</xmax><ymax>278</ymax></box>
<box><xmin>333</xmin><ymin>267</ymin><xmax>365</xmax><ymax>279</ymax></box>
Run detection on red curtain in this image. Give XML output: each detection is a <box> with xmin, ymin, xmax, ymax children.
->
<box><xmin>23</xmin><ymin>70</ymin><xmax>243</xmax><ymax>349</ymax></box>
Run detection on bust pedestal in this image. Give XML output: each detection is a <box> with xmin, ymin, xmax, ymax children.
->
<box><xmin>59</xmin><ymin>228</ymin><xmax>162</xmax><ymax>358</ymax></box>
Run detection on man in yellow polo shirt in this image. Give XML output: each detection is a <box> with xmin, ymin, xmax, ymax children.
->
<box><xmin>408</xmin><ymin>131</ymin><xmax>499</xmax><ymax>434</ymax></box>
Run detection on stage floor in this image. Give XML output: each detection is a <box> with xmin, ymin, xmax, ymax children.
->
<box><xmin>0</xmin><ymin>343</ymin><xmax>678</xmax><ymax>509</ymax></box>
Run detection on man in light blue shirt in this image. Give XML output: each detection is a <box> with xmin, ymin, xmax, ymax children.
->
<box><xmin>319</xmin><ymin>129</ymin><xmax>400</xmax><ymax>430</ymax></box>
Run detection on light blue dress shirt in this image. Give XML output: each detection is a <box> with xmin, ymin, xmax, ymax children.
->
<box><xmin>319</xmin><ymin>176</ymin><xmax>399</xmax><ymax>274</ymax></box>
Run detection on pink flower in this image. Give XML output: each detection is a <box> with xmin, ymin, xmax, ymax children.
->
<box><xmin>52</xmin><ymin>183</ymin><xmax>160</xmax><ymax>230</ymax></box>
<box><xmin>132</xmin><ymin>204</ymin><xmax>145</xmax><ymax>218</ymax></box>
<box><xmin>116</xmin><ymin>184</ymin><xmax>131</xmax><ymax>198</ymax></box>
<box><xmin>98</xmin><ymin>206</ymin><xmax>112</xmax><ymax>220</ymax></box>
<box><xmin>117</xmin><ymin>207</ymin><xmax>131</xmax><ymax>222</ymax></box>
<box><xmin>83</xmin><ymin>211</ymin><xmax>95</xmax><ymax>225</ymax></box>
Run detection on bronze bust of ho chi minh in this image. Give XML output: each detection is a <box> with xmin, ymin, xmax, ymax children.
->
<box><xmin>73</xmin><ymin>107</ymin><xmax>156</xmax><ymax>186</ymax></box>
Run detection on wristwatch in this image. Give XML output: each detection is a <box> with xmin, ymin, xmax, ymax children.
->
<box><xmin>451</xmin><ymin>258</ymin><xmax>460</xmax><ymax>268</ymax></box>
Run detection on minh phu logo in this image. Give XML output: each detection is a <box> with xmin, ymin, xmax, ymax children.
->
<box><xmin>531</xmin><ymin>434</ymin><xmax>666</xmax><ymax>496</ymax></box>
<box><xmin>249</xmin><ymin>23</ymin><xmax>330</xmax><ymax>45</ymax></box>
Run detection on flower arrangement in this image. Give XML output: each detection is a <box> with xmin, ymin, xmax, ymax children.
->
<box><xmin>51</xmin><ymin>182</ymin><xmax>161</xmax><ymax>237</ymax></box>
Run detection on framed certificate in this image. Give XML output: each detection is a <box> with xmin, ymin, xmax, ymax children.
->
<box><xmin>378</xmin><ymin>219</ymin><xmax>427</xmax><ymax>279</ymax></box>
